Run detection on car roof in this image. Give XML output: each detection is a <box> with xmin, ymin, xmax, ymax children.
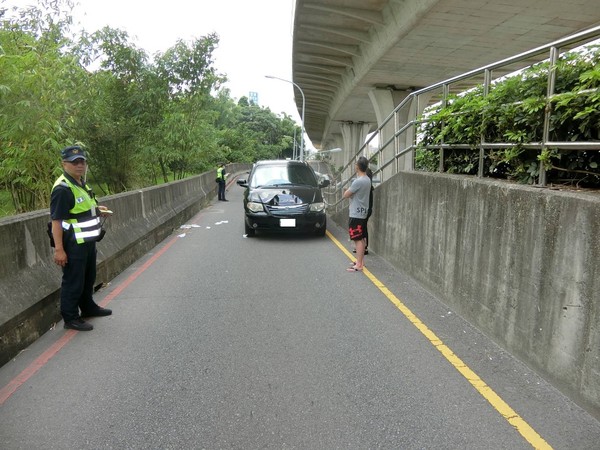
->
<box><xmin>254</xmin><ymin>159</ymin><xmax>308</xmax><ymax>166</ymax></box>
<box><xmin>253</xmin><ymin>160</ymin><xmax>316</xmax><ymax>171</ymax></box>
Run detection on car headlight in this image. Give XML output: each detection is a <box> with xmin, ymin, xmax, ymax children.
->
<box><xmin>247</xmin><ymin>201</ymin><xmax>264</xmax><ymax>213</ymax></box>
<box><xmin>309</xmin><ymin>202</ymin><xmax>325</xmax><ymax>212</ymax></box>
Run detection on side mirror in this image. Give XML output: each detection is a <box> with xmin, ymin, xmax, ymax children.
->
<box><xmin>319</xmin><ymin>177</ymin><xmax>330</xmax><ymax>188</ymax></box>
<box><xmin>237</xmin><ymin>179</ymin><xmax>248</xmax><ymax>188</ymax></box>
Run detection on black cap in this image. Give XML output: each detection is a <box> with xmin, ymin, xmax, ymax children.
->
<box><xmin>61</xmin><ymin>145</ymin><xmax>87</xmax><ymax>162</ymax></box>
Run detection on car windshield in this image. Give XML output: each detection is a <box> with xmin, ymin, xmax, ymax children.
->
<box><xmin>250</xmin><ymin>164</ymin><xmax>318</xmax><ymax>188</ymax></box>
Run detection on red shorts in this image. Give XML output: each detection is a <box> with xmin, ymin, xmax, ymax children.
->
<box><xmin>348</xmin><ymin>218</ymin><xmax>367</xmax><ymax>241</ymax></box>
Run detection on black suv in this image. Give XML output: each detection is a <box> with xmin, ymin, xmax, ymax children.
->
<box><xmin>236</xmin><ymin>160</ymin><xmax>330</xmax><ymax>237</ymax></box>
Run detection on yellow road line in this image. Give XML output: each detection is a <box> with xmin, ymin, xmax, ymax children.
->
<box><xmin>326</xmin><ymin>230</ymin><xmax>552</xmax><ymax>450</ymax></box>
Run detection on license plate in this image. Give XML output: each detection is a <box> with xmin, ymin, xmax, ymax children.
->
<box><xmin>280</xmin><ymin>219</ymin><xmax>296</xmax><ymax>227</ymax></box>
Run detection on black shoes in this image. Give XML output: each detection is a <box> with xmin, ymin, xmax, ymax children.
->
<box><xmin>81</xmin><ymin>307</ymin><xmax>112</xmax><ymax>318</ymax></box>
<box><xmin>64</xmin><ymin>307</ymin><xmax>111</xmax><ymax>331</ymax></box>
<box><xmin>64</xmin><ymin>318</ymin><xmax>93</xmax><ymax>331</ymax></box>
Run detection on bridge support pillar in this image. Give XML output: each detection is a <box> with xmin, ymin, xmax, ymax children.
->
<box><xmin>322</xmin><ymin>134</ymin><xmax>345</xmax><ymax>174</ymax></box>
<box><xmin>368</xmin><ymin>88</ymin><xmax>412</xmax><ymax>182</ymax></box>
<box><xmin>339</xmin><ymin>121</ymin><xmax>372</xmax><ymax>182</ymax></box>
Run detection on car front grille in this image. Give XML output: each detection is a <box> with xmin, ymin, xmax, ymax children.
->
<box><xmin>265</xmin><ymin>204</ymin><xmax>309</xmax><ymax>216</ymax></box>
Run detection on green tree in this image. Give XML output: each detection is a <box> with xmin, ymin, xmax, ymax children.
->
<box><xmin>0</xmin><ymin>1</ymin><xmax>305</xmax><ymax>216</ymax></box>
<box><xmin>76</xmin><ymin>27</ymin><xmax>149</xmax><ymax>193</ymax></box>
<box><xmin>0</xmin><ymin>0</ymin><xmax>84</xmax><ymax>212</ymax></box>
<box><xmin>139</xmin><ymin>35</ymin><xmax>224</xmax><ymax>181</ymax></box>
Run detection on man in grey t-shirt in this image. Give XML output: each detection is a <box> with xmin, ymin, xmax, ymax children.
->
<box><xmin>343</xmin><ymin>156</ymin><xmax>371</xmax><ymax>272</ymax></box>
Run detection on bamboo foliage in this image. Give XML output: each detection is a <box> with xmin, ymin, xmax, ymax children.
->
<box><xmin>0</xmin><ymin>1</ymin><xmax>300</xmax><ymax>215</ymax></box>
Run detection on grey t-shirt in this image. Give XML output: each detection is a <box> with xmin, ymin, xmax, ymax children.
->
<box><xmin>348</xmin><ymin>175</ymin><xmax>371</xmax><ymax>219</ymax></box>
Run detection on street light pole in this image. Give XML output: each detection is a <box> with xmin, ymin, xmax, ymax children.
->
<box><xmin>265</xmin><ymin>75</ymin><xmax>305</xmax><ymax>162</ymax></box>
<box><xmin>292</xmin><ymin>128</ymin><xmax>297</xmax><ymax>160</ymax></box>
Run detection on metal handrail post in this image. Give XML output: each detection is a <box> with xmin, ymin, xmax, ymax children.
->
<box><xmin>541</xmin><ymin>46</ymin><xmax>559</xmax><ymax>186</ymax></box>
<box><xmin>478</xmin><ymin>69</ymin><xmax>492</xmax><ymax>178</ymax></box>
<box><xmin>439</xmin><ymin>84</ymin><xmax>450</xmax><ymax>173</ymax></box>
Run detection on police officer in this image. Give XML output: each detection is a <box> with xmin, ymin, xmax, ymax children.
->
<box><xmin>50</xmin><ymin>146</ymin><xmax>112</xmax><ymax>331</ymax></box>
<box><xmin>216</xmin><ymin>162</ymin><xmax>228</xmax><ymax>201</ymax></box>
<box><xmin>217</xmin><ymin>163</ymin><xmax>229</xmax><ymax>202</ymax></box>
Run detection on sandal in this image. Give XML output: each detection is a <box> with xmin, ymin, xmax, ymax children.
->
<box><xmin>346</xmin><ymin>266</ymin><xmax>363</xmax><ymax>272</ymax></box>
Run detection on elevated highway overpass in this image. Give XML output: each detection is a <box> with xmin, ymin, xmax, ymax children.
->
<box><xmin>292</xmin><ymin>0</ymin><xmax>600</xmax><ymax>158</ymax></box>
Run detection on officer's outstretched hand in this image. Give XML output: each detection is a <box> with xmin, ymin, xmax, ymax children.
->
<box><xmin>98</xmin><ymin>205</ymin><xmax>113</xmax><ymax>217</ymax></box>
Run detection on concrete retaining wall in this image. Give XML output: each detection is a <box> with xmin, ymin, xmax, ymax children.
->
<box><xmin>0</xmin><ymin>165</ymin><xmax>248</xmax><ymax>367</ymax></box>
<box><xmin>332</xmin><ymin>171</ymin><xmax>600</xmax><ymax>416</ymax></box>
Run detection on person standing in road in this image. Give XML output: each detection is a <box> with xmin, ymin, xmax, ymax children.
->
<box><xmin>352</xmin><ymin>167</ymin><xmax>374</xmax><ymax>256</ymax></box>
<box><xmin>365</xmin><ymin>167</ymin><xmax>374</xmax><ymax>254</ymax></box>
<box><xmin>343</xmin><ymin>156</ymin><xmax>371</xmax><ymax>272</ymax></box>
<box><xmin>216</xmin><ymin>162</ymin><xmax>228</xmax><ymax>201</ymax></box>
<box><xmin>50</xmin><ymin>146</ymin><xmax>112</xmax><ymax>331</ymax></box>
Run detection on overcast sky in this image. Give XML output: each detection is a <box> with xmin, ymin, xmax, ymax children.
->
<box><xmin>3</xmin><ymin>0</ymin><xmax>303</xmax><ymax>124</ymax></box>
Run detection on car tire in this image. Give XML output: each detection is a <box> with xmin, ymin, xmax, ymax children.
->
<box><xmin>245</xmin><ymin>220</ymin><xmax>256</xmax><ymax>237</ymax></box>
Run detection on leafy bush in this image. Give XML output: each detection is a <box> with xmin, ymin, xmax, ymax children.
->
<box><xmin>416</xmin><ymin>44</ymin><xmax>600</xmax><ymax>187</ymax></box>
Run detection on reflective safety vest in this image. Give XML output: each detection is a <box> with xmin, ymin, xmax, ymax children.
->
<box><xmin>52</xmin><ymin>175</ymin><xmax>102</xmax><ymax>244</ymax></box>
<box><xmin>216</xmin><ymin>167</ymin><xmax>225</xmax><ymax>181</ymax></box>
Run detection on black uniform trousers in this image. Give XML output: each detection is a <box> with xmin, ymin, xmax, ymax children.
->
<box><xmin>60</xmin><ymin>239</ymin><xmax>99</xmax><ymax>322</ymax></box>
<box><xmin>217</xmin><ymin>179</ymin><xmax>226</xmax><ymax>200</ymax></box>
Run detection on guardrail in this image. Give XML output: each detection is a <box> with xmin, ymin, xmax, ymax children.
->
<box><xmin>324</xmin><ymin>25</ymin><xmax>600</xmax><ymax>213</ymax></box>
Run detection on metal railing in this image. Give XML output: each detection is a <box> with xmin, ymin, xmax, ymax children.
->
<box><xmin>324</xmin><ymin>25</ymin><xmax>600</xmax><ymax>213</ymax></box>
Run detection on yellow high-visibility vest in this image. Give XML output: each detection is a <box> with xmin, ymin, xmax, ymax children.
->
<box><xmin>52</xmin><ymin>175</ymin><xmax>102</xmax><ymax>244</ymax></box>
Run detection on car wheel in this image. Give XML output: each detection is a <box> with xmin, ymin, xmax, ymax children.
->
<box><xmin>245</xmin><ymin>220</ymin><xmax>255</xmax><ymax>237</ymax></box>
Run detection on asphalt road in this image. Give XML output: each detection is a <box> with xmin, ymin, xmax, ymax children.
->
<box><xmin>1</xmin><ymin>180</ymin><xmax>599</xmax><ymax>449</ymax></box>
